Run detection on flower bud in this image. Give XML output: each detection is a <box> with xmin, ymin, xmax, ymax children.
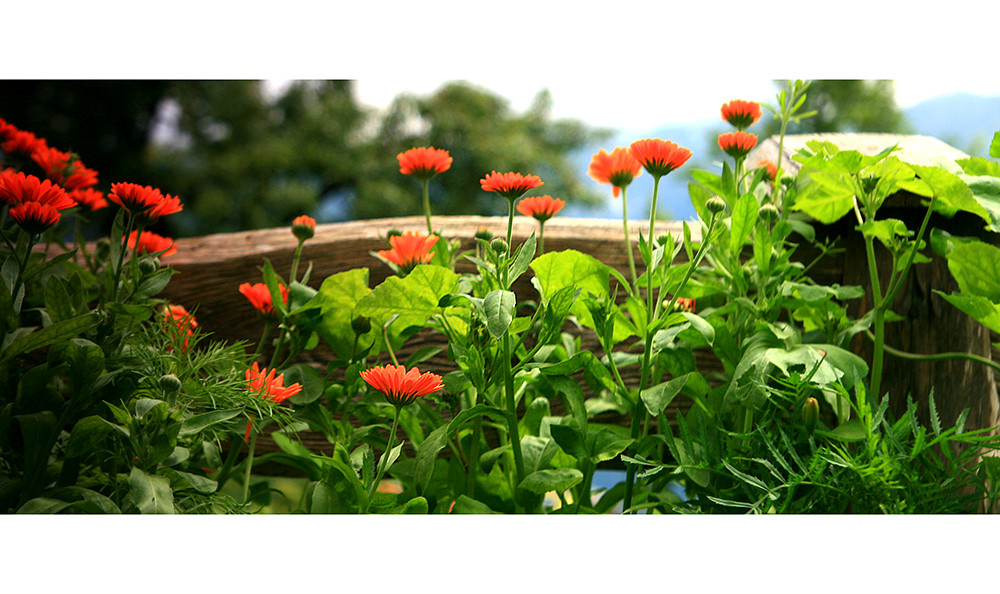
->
<box><xmin>138</xmin><ymin>257</ymin><xmax>159</xmax><ymax>275</ymax></box>
<box><xmin>158</xmin><ymin>373</ymin><xmax>182</xmax><ymax>394</ymax></box>
<box><xmin>95</xmin><ymin>237</ymin><xmax>111</xmax><ymax>260</ymax></box>
<box><xmin>759</xmin><ymin>203</ymin><xmax>780</xmax><ymax>224</ymax></box>
<box><xmin>386</xmin><ymin>229</ymin><xmax>402</xmax><ymax>240</ymax></box>
<box><xmin>706</xmin><ymin>196</ymin><xmax>727</xmax><ymax>215</ymax></box>
<box><xmin>351</xmin><ymin>315</ymin><xmax>372</xmax><ymax>336</ymax></box>
<box><xmin>490</xmin><ymin>238</ymin><xmax>508</xmax><ymax>255</ymax></box>
<box><xmin>291</xmin><ymin>215</ymin><xmax>316</xmax><ymax>242</ymax></box>
<box><xmin>657</xmin><ymin>234</ymin><xmax>672</xmax><ymax>247</ymax></box>
<box><xmin>474</xmin><ymin>227</ymin><xmax>494</xmax><ymax>242</ymax></box>
<box><xmin>803</xmin><ymin>397</ymin><xmax>819</xmax><ymax>433</ymax></box>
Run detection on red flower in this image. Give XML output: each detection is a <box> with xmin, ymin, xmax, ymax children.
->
<box><xmin>126</xmin><ymin>230</ymin><xmax>177</xmax><ymax>257</ymax></box>
<box><xmin>480</xmin><ymin>171</ymin><xmax>544</xmax><ymax>201</ymax></box>
<box><xmin>629</xmin><ymin>139</ymin><xmax>692</xmax><ymax>178</ymax></box>
<box><xmin>245</xmin><ymin>362</ymin><xmax>302</xmax><ymax>404</ymax></box>
<box><xmin>1</xmin><ymin>129</ymin><xmax>48</xmax><ymax>157</ymax></box>
<box><xmin>70</xmin><ymin>188</ymin><xmax>108</xmax><ymax>211</ymax></box>
<box><xmin>718</xmin><ymin>131</ymin><xmax>758</xmax><ymax>159</ymax></box>
<box><xmin>360</xmin><ymin>364</ymin><xmax>443</xmax><ymax>407</ymax></box>
<box><xmin>0</xmin><ymin>171</ymin><xmax>76</xmax><ymax>210</ymax></box>
<box><xmin>397</xmin><ymin>147</ymin><xmax>453</xmax><ymax>181</ymax></box>
<box><xmin>239</xmin><ymin>282</ymin><xmax>289</xmax><ymax>318</ymax></box>
<box><xmin>10</xmin><ymin>202</ymin><xmax>61</xmax><ymax>234</ymax></box>
<box><xmin>31</xmin><ymin>146</ymin><xmax>99</xmax><ymax>191</ymax></box>
<box><xmin>107</xmin><ymin>182</ymin><xmax>183</xmax><ymax>222</ymax></box>
<box><xmin>163</xmin><ymin>304</ymin><xmax>197</xmax><ymax>352</ymax></box>
<box><xmin>291</xmin><ymin>215</ymin><xmax>316</xmax><ymax>241</ymax></box>
<box><xmin>587</xmin><ymin>147</ymin><xmax>643</xmax><ymax>198</ymax></box>
<box><xmin>516</xmin><ymin>195</ymin><xmax>565</xmax><ymax>223</ymax></box>
<box><xmin>0</xmin><ymin>117</ymin><xmax>17</xmax><ymax>142</ymax></box>
<box><xmin>720</xmin><ymin>99</ymin><xmax>762</xmax><ymax>130</ymax></box>
<box><xmin>378</xmin><ymin>231</ymin><xmax>438</xmax><ymax>271</ymax></box>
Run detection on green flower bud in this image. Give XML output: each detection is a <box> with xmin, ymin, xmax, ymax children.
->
<box><xmin>291</xmin><ymin>215</ymin><xmax>316</xmax><ymax>242</ymax></box>
<box><xmin>706</xmin><ymin>196</ymin><xmax>727</xmax><ymax>215</ymax></box>
<box><xmin>158</xmin><ymin>373</ymin><xmax>182</xmax><ymax>394</ymax></box>
<box><xmin>474</xmin><ymin>227</ymin><xmax>494</xmax><ymax>242</ymax></box>
<box><xmin>351</xmin><ymin>315</ymin><xmax>372</xmax><ymax>336</ymax></box>
<box><xmin>490</xmin><ymin>238</ymin><xmax>508</xmax><ymax>255</ymax></box>
<box><xmin>138</xmin><ymin>257</ymin><xmax>159</xmax><ymax>275</ymax></box>
<box><xmin>759</xmin><ymin>203</ymin><xmax>780</xmax><ymax>223</ymax></box>
<box><xmin>803</xmin><ymin>397</ymin><xmax>819</xmax><ymax>433</ymax></box>
<box><xmin>386</xmin><ymin>229</ymin><xmax>402</xmax><ymax>240</ymax></box>
<box><xmin>656</xmin><ymin>234</ymin><xmax>672</xmax><ymax>247</ymax></box>
<box><xmin>95</xmin><ymin>237</ymin><xmax>111</xmax><ymax>260</ymax></box>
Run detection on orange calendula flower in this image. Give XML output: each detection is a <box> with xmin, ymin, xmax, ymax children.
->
<box><xmin>516</xmin><ymin>195</ymin><xmax>565</xmax><ymax>223</ymax></box>
<box><xmin>360</xmin><ymin>364</ymin><xmax>444</xmax><ymax>407</ymax></box>
<box><xmin>674</xmin><ymin>297</ymin><xmax>696</xmax><ymax>313</ymax></box>
<box><xmin>107</xmin><ymin>182</ymin><xmax>183</xmax><ymax>222</ymax></box>
<box><xmin>239</xmin><ymin>282</ymin><xmax>289</xmax><ymax>319</ymax></box>
<box><xmin>480</xmin><ymin>171</ymin><xmax>544</xmax><ymax>201</ymax></box>
<box><xmin>0</xmin><ymin>171</ymin><xmax>76</xmax><ymax>210</ymax></box>
<box><xmin>397</xmin><ymin>147</ymin><xmax>453</xmax><ymax>181</ymax></box>
<box><xmin>378</xmin><ymin>231</ymin><xmax>439</xmax><ymax>271</ymax></box>
<box><xmin>163</xmin><ymin>304</ymin><xmax>198</xmax><ymax>352</ymax></box>
<box><xmin>10</xmin><ymin>202</ymin><xmax>61</xmax><ymax>234</ymax></box>
<box><xmin>126</xmin><ymin>230</ymin><xmax>177</xmax><ymax>257</ymax></box>
<box><xmin>1</xmin><ymin>128</ymin><xmax>48</xmax><ymax>157</ymax></box>
<box><xmin>31</xmin><ymin>146</ymin><xmax>99</xmax><ymax>192</ymax></box>
<box><xmin>245</xmin><ymin>362</ymin><xmax>302</xmax><ymax>404</ymax></box>
<box><xmin>753</xmin><ymin>159</ymin><xmax>778</xmax><ymax>183</ymax></box>
<box><xmin>588</xmin><ymin>147</ymin><xmax>643</xmax><ymax>198</ymax></box>
<box><xmin>629</xmin><ymin>139</ymin><xmax>692</xmax><ymax>179</ymax></box>
<box><xmin>291</xmin><ymin>215</ymin><xmax>316</xmax><ymax>241</ymax></box>
<box><xmin>70</xmin><ymin>188</ymin><xmax>108</xmax><ymax>211</ymax></box>
<box><xmin>720</xmin><ymin>99</ymin><xmax>762</xmax><ymax>130</ymax></box>
<box><xmin>718</xmin><ymin>131</ymin><xmax>758</xmax><ymax>159</ymax></box>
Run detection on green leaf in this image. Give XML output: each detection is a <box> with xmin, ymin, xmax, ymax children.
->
<box><xmin>134</xmin><ymin>268</ymin><xmax>174</xmax><ymax>300</ymax></box>
<box><xmin>956</xmin><ymin>156</ymin><xmax>1000</xmax><ymax>178</ymax></box>
<box><xmin>414</xmin><ymin>425</ymin><xmax>449</xmax><ymax>494</ymax></box>
<box><xmin>283</xmin><ymin>363</ymin><xmax>325</xmax><ymax>406</ymax></box>
<box><xmin>937</xmin><ymin>292</ymin><xmax>1000</xmax><ymax>333</ymax></box>
<box><xmin>910</xmin><ymin>164</ymin><xmax>989</xmax><ymax>223</ymax></box>
<box><xmin>395</xmin><ymin>496</ymin><xmax>428</xmax><ymax>514</ymax></box>
<box><xmin>65</xmin><ymin>415</ymin><xmax>113</xmax><ymax>458</ymax></box>
<box><xmin>945</xmin><ymin>240</ymin><xmax>1000</xmax><ymax>302</ymax></box>
<box><xmin>307</xmin><ymin>268</ymin><xmax>372</xmax><ymax>360</ymax></box>
<box><xmin>16</xmin><ymin>411</ymin><xmax>58</xmax><ymax>496</ymax></box>
<box><xmin>449</xmin><ymin>495</ymin><xmax>500</xmax><ymax>514</ymax></box>
<box><xmin>792</xmin><ymin>165</ymin><xmax>856</xmax><ymax>224</ymax></box>
<box><xmin>991</xmin><ymin>131</ymin><xmax>1000</xmax><ymax>159</ymax></box>
<box><xmin>587</xmin><ymin>428</ymin><xmax>633</xmax><ymax>464</ymax></box>
<box><xmin>446</xmin><ymin>404</ymin><xmax>509</xmax><ymax>434</ymax></box>
<box><xmin>179</xmin><ymin>409</ymin><xmax>242</xmax><ymax>436</ymax></box>
<box><xmin>518</xmin><ymin>468</ymin><xmax>583</xmax><ymax>495</ymax></box>
<box><xmin>549</xmin><ymin>423</ymin><xmax>588</xmax><ymax>459</ymax></box>
<box><xmin>128</xmin><ymin>467</ymin><xmax>175</xmax><ymax>514</ymax></box>
<box><xmin>354</xmin><ymin>265</ymin><xmax>458</xmax><ymax>353</ymax></box>
<box><xmin>507</xmin><ymin>232</ymin><xmax>536</xmax><ymax>284</ymax></box>
<box><xmin>730</xmin><ymin>192</ymin><xmax>759</xmax><ymax>253</ymax></box>
<box><xmin>816</xmin><ymin>419</ymin><xmax>867</xmax><ymax>442</ymax></box>
<box><xmin>641</xmin><ymin>374</ymin><xmax>692</xmax><ymax>417</ymax></box>
<box><xmin>260</xmin><ymin>258</ymin><xmax>289</xmax><ymax>317</ymax></box>
<box><xmin>483</xmin><ymin>289</ymin><xmax>515</xmax><ymax>339</ymax></box>
<box><xmin>0</xmin><ymin>313</ymin><xmax>99</xmax><ymax>366</ymax></box>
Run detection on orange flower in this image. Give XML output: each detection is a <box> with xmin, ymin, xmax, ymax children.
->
<box><xmin>125</xmin><ymin>230</ymin><xmax>177</xmax><ymax>257</ymax></box>
<box><xmin>239</xmin><ymin>282</ymin><xmax>289</xmax><ymax>318</ymax></box>
<box><xmin>720</xmin><ymin>99</ymin><xmax>762</xmax><ymax>130</ymax></box>
<box><xmin>480</xmin><ymin>171</ymin><xmax>543</xmax><ymax>201</ymax></box>
<box><xmin>516</xmin><ymin>195</ymin><xmax>565</xmax><ymax>223</ymax></box>
<box><xmin>107</xmin><ymin>182</ymin><xmax>183</xmax><ymax>222</ymax></box>
<box><xmin>629</xmin><ymin>139</ymin><xmax>692</xmax><ymax>178</ymax></box>
<box><xmin>10</xmin><ymin>202</ymin><xmax>61</xmax><ymax>234</ymax></box>
<box><xmin>587</xmin><ymin>147</ymin><xmax>643</xmax><ymax>198</ymax></box>
<box><xmin>718</xmin><ymin>131</ymin><xmax>758</xmax><ymax>159</ymax></box>
<box><xmin>753</xmin><ymin>159</ymin><xmax>778</xmax><ymax>182</ymax></box>
<box><xmin>378</xmin><ymin>231</ymin><xmax>438</xmax><ymax>271</ymax></box>
<box><xmin>360</xmin><ymin>364</ymin><xmax>443</xmax><ymax>407</ymax></box>
<box><xmin>70</xmin><ymin>188</ymin><xmax>108</xmax><ymax>211</ymax></box>
<box><xmin>674</xmin><ymin>297</ymin><xmax>696</xmax><ymax>313</ymax></box>
<box><xmin>31</xmin><ymin>146</ymin><xmax>99</xmax><ymax>191</ymax></box>
<box><xmin>245</xmin><ymin>362</ymin><xmax>302</xmax><ymax>404</ymax></box>
<box><xmin>397</xmin><ymin>147</ymin><xmax>453</xmax><ymax>181</ymax></box>
<box><xmin>0</xmin><ymin>117</ymin><xmax>17</xmax><ymax>142</ymax></box>
<box><xmin>291</xmin><ymin>215</ymin><xmax>316</xmax><ymax>241</ymax></box>
<box><xmin>0</xmin><ymin>171</ymin><xmax>76</xmax><ymax>210</ymax></box>
<box><xmin>163</xmin><ymin>304</ymin><xmax>198</xmax><ymax>352</ymax></box>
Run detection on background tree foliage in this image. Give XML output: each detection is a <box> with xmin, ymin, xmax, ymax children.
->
<box><xmin>0</xmin><ymin>80</ymin><xmax>609</xmax><ymax>237</ymax></box>
<box><xmin>762</xmin><ymin>79</ymin><xmax>909</xmax><ymax>135</ymax></box>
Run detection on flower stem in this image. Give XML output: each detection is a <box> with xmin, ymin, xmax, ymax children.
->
<box><xmin>289</xmin><ymin>239</ymin><xmax>305</xmax><ymax>284</ymax></box>
<box><xmin>862</xmin><ymin>232</ymin><xmax>886</xmax><ymax>402</ymax></box>
<box><xmin>109</xmin><ymin>213</ymin><xmax>135</xmax><ymax>304</ymax></box>
<box><xmin>422</xmin><ymin>179</ymin><xmax>433</xmax><ymax>235</ymax></box>
<box><xmin>502</xmin><ymin>331</ymin><xmax>526</xmax><ymax>493</ymax></box>
<box><xmin>538</xmin><ymin>221</ymin><xmax>546</xmax><ymax>256</ymax></box>
<box><xmin>620</xmin><ymin>185</ymin><xmax>637</xmax><ymax>287</ymax></box>
<box><xmin>241</xmin><ymin>429</ymin><xmax>258</xmax><ymax>505</ymax></box>
<box><xmin>366</xmin><ymin>405</ymin><xmax>402</xmax><ymax>512</ymax></box>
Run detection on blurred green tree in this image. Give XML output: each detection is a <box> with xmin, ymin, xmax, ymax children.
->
<box><xmin>762</xmin><ymin>79</ymin><xmax>910</xmax><ymax>136</ymax></box>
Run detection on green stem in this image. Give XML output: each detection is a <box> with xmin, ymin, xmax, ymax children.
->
<box><xmin>422</xmin><ymin>179</ymin><xmax>433</xmax><ymax>235</ymax></box>
<box><xmin>466</xmin><ymin>415</ymin><xmax>483</xmax><ymax>497</ymax></box>
<box><xmin>213</xmin><ymin>432</ymin><xmax>244</xmax><ymax>492</ymax></box>
<box><xmin>505</xmin><ymin>198</ymin><xmax>515</xmax><ymax>257</ymax></box>
<box><xmin>862</xmin><ymin>232</ymin><xmax>886</xmax><ymax>402</ymax></box>
<box><xmin>109</xmin><ymin>213</ymin><xmax>135</xmax><ymax>304</ymax></box>
<box><xmin>289</xmin><ymin>239</ymin><xmax>305</xmax><ymax>284</ymax></box>
<box><xmin>252</xmin><ymin>322</ymin><xmax>273</xmax><ymax>361</ymax></box>
<box><xmin>366</xmin><ymin>405</ymin><xmax>402</xmax><ymax>512</ymax></box>
<box><xmin>241</xmin><ymin>429</ymin><xmax>258</xmax><ymax>505</ymax></box>
<box><xmin>502</xmin><ymin>331</ymin><xmax>526</xmax><ymax>491</ymax></box>
<box><xmin>620</xmin><ymin>185</ymin><xmax>637</xmax><ymax>287</ymax></box>
<box><xmin>538</xmin><ymin>221</ymin><xmax>545</xmax><ymax>256</ymax></box>
<box><xmin>865</xmin><ymin>329</ymin><xmax>1000</xmax><ymax>374</ymax></box>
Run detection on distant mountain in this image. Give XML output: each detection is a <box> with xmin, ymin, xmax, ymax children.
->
<box><xmin>566</xmin><ymin>93</ymin><xmax>1000</xmax><ymax>222</ymax></box>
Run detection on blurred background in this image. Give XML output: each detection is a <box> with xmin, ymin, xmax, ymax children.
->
<box><xmin>3</xmin><ymin>79</ymin><xmax>1000</xmax><ymax>240</ymax></box>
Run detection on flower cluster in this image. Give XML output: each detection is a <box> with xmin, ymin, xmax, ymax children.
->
<box><xmin>0</xmin><ymin>170</ymin><xmax>77</xmax><ymax>234</ymax></box>
<box><xmin>718</xmin><ymin>99</ymin><xmax>762</xmax><ymax>160</ymax></box>
<box><xmin>108</xmin><ymin>182</ymin><xmax>183</xmax><ymax>224</ymax></box>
